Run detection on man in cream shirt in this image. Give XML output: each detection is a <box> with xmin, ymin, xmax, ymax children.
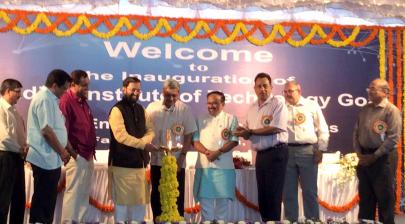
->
<box><xmin>0</xmin><ymin>79</ymin><xmax>27</xmax><ymax>224</ymax></box>
<box><xmin>282</xmin><ymin>80</ymin><xmax>329</xmax><ymax>222</ymax></box>
<box><xmin>146</xmin><ymin>79</ymin><xmax>197</xmax><ymax>221</ymax></box>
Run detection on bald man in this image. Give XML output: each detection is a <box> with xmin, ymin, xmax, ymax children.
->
<box><xmin>283</xmin><ymin>81</ymin><xmax>329</xmax><ymax>222</ymax></box>
<box><xmin>353</xmin><ymin>79</ymin><xmax>401</xmax><ymax>224</ymax></box>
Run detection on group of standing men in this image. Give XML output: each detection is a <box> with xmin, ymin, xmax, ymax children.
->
<box><xmin>0</xmin><ymin>68</ymin><xmax>400</xmax><ymax>224</ymax></box>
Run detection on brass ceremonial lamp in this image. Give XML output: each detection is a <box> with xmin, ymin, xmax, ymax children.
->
<box><xmin>160</xmin><ymin>129</ymin><xmax>183</xmax><ymax>155</ymax></box>
<box><xmin>156</xmin><ymin>129</ymin><xmax>184</xmax><ymax>222</ymax></box>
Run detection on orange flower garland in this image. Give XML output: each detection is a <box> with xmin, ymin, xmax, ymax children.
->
<box><xmin>0</xmin><ymin>9</ymin><xmax>401</xmax><ymax>47</ymax></box>
<box><xmin>184</xmin><ymin>204</ymin><xmax>201</xmax><ymax>214</ymax></box>
<box><xmin>234</xmin><ymin>187</ymin><xmax>361</xmax><ymax>213</ymax></box>
<box><xmin>379</xmin><ymin>29</ymin><xmax>386</xmax><ymax>80</ymax></box>
<box><xmin>27</xmin><ymin>196</ymin><xmax>115</xmax><ymax>213</ymax></box>
<box><xmin>388</xmin><ymin>30</ymin><xmax>394</xmax><ymax>102</ymax></box>
<box><xmin>395</xmin><ymin>28</ymin><xmax>404</xmax><ymax>214</ymax></box>
<box><xmin>235</xmin><ymin>188</ymin><xmax>260</xmax><ymax>212</ymax></box>
<box><xmin>89</xmin><ymin>197</ymin><xmax>114</xmax><ymax>213</ymax></box>
<box><xmin>24</xmin><ymin>174</ymin><xmax>361</xmax><ymax>214</ymax></box>
<box><xmin>318</xmin><ymin>195</ymin><xmax>360</xmax><ymax>213</ymax></box>
<box><xmin>402</xmin><ymin>29</ymin><xmax>405</xmax><ymax>214</ymax></box>
<box><xmin>25</xmin><ymin>174</ymin><xmax>115</xmax><ymax>213</ymax></box>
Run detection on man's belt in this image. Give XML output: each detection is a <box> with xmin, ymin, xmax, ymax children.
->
<box><xmin>360</xmin><ymin>146</ymin><xmax>378</xmax><ymax>155</ymax></box>
<box><xmin>287</xmin><ymin>143</ymin><xmax>312</xmax><ymax>147</ymax></box>
<box><xmin>257</xmin><ymin>143</ymin><xmax>287</xmax><ymax>153</ymax></box>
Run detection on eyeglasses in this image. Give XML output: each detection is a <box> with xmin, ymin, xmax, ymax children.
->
<box><xmin>283</xmin><ymin>89</ymin><xmax>298</xmax><ymax>94</ymax></box>
<box><xmin>366</xmin><ymin>87</ymin><xmax>380</xmax><ymax>93</ymax></box>
<box><xmin>11</xmin><ymin>89</ymin><xmax>22</xmax><ymax>94</ymax></box>
<box><xmin>78</xmin><ymin>83</ymin><xmax>89</xmax><ymax>87</ymax></box>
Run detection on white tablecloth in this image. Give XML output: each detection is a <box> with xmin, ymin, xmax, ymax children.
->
<box><xmin>21</xmin><ymin>164</ymin><xmax>358</xmax><ymax>223</ymax></box>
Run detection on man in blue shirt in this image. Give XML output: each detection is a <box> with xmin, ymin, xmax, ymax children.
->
<box><xmin>26</xmin><ymin>69</ymin><xmax>73</xmax><ymax>224</ymax></box>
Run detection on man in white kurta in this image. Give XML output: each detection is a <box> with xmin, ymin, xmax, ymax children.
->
<box><xmin>193</xmin><ymin>91</ymin><xmax>238</xmax><ymax>221</ymax></box>
<box><xmin>0</xmin><ymin>79</ymin><xmax>27</xmax><ymax>224</ymax></box>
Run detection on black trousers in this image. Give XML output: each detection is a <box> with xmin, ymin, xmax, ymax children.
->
<box><xmin>255</xmin><ymin>144</ymin><xmax>288</xmax><ymax>221</ymax></box>
<box><xmin>150</xmin><ymin>165</ymin><xmax>185</xmax><ymax>221</ymax></box>
<box><xmin>0</xmin><ymin>151</ymin><xmax>25</xmax><ymax>224</ymax></box>
<box><xmin>29</xmin><ymin>164</ymin><xmax>61</xmax><ymax>224</ymax></box>
<box><xmin>357</xmin><ymin>154</ymin><xmax>395</xmax><ymax>224</ymax></box>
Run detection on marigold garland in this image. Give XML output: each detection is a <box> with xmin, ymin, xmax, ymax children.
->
<box><xmin>156</xmin><ymin>155</ymin><xmax>184</xmax><ymax>222</ymax></box>
<box><xmin>388</xmin><ymin>30</ymin><xmax>394</xmax><ymax>102</ymax></box>
<box><xmin>89</xmin><ymin>197</ymin><xmax>114</xmax><ymax>213</ymax></box>
<box><xmin>318</xmin><ymin>194</ymin><xmax>360</xmax><ymax>212</ymax></box>
<box><xmin>184</xmin><ymin>204</ymin><xmax>201</xmax><ymax>214</ymax></box>
<box><xmin>402</xmin><ymin>29</ymin><xmax>405</xmax><ymax>214</ymax></box>
<box><xmin>25</xmin><ymin>174</ymin><xmax>115</xmax><ymax>213</ymax></box>
<box><xmin>25</xmin><ymin>170</ymin><xmax>361</xmax><ymax>214</ymax></box>
<box><xmin>27</xmin><ymin>196</ymin><xmax>115</xmax><ymax>213</ymax></box>
<box><xmin>397</xmin><ymin>29</ymin><xmax>403</xmax><ymax>110</ymax></box>
<box><xmin>379</xmin><ymin>29</ymin><xmax>386</xmax><ymax>80</ymax></box>
<box><xmin>235</xmin><ymin>188</ymin><xmax>259</xmax><ymax>212</ymax></box>
<box><xmin>234</xmin><ymin>186</ymin><xmax>360</xmax><ymax>213</ymax></box>
<box><xmin>0</xmin><ymin>9</ymin><xmax>398</xmax><ymax>47</ymax></box>
<box><xmin>396</xmin><ymin>29</ymin><xmax>405</xmax><ymax>214</ymax></box>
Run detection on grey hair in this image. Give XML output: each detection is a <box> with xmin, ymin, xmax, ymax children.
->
<box><xmin>163</xmin><ymin>79</ymin><xmax>180</xmax><ymax>90</ymax></box>
<box><xmin>285</xmin><ymin>80</ymin><xmax>299</xmax><ymax>86</ymax></box>
<box><xmin>285</xmin><ymin>80</ymin><xmax>301</xmax><ymax>90</ymax></box>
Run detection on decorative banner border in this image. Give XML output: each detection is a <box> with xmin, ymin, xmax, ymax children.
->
<box><xmin>0</xmin><ymin>9</ymin><xmax>394</xmax><ymax>47</ymax></box>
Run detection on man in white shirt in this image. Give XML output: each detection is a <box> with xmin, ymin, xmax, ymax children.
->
<box><xmin>146</xmin><ymin>79</ymin><xmax>197</xmax><ymax>221</ymax></box>
<box><xmin>282</xmin><ymin>81</ymin><xmax>330</xmax><ymax>222</ymax></box>
<box><xmin>0</xmin><ymin>79</ymin><xmax>27</xmax><ymax>224</ymax></box>
<box><xmin>234</xmin><ymin>73</ymin><xmax>288</xmax><ymax>221</ymax></box>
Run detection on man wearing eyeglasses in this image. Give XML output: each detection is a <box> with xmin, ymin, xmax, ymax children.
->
<box><xmin>59</xmin><ymin>70</ymin><xmax>97</xmax><ymax>224</ymax></box>
<box><xmin>145</xmin><ymin>79</ymin><xmax>197</xmax><ymax>221</ymax></box>
<box><xmin>282</xmin><ymin>80</ymin><xmax>329</xmax><ymax>222</ymax></box>
<box><xmin>353</xmin><ymin>79</ymin><xmax>401</xmax><ymax>224</ymax></box>
<box><xmin>0</xmin><ymin>79</ymin><xmax>28</xmax><ymax>224</ymax></box>
<box><xmin>193</xmin><ymin>91</ymin><xmax>238</xmax><ymax>222</ymax></box>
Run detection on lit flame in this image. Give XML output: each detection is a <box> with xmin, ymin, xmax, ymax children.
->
<box><xmin>168</xmin><ymin>140</ymin><xmax>172</xmax><ymax>150</ymax></box>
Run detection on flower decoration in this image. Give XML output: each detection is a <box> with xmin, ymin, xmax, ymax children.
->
<box><xmin>156</xmin><ymin>155</ymin><xmax>184</xmax><ymax>222</ymax></box>
<box><xmin>335</xmin><ymin>153</ymin><xmax>359</xmax><ymax>186</ymax></box>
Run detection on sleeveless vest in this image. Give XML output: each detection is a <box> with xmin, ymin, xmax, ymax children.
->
<box><xmin>108</xmin><ymin>99</ymin><xmax>150</xmax><ymax>168</ymax></box>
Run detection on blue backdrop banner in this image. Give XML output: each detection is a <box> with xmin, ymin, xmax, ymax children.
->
<box><xmin>0</xmin><ymin>32</ymin><xmax>380</xmax><ymax>152</ymax></box>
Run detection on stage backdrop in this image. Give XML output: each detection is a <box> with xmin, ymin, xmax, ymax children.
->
<box><xmin>0</xmin><ymin>31</ymin><xmax>380</xmax><ymax>153</ymax></box>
